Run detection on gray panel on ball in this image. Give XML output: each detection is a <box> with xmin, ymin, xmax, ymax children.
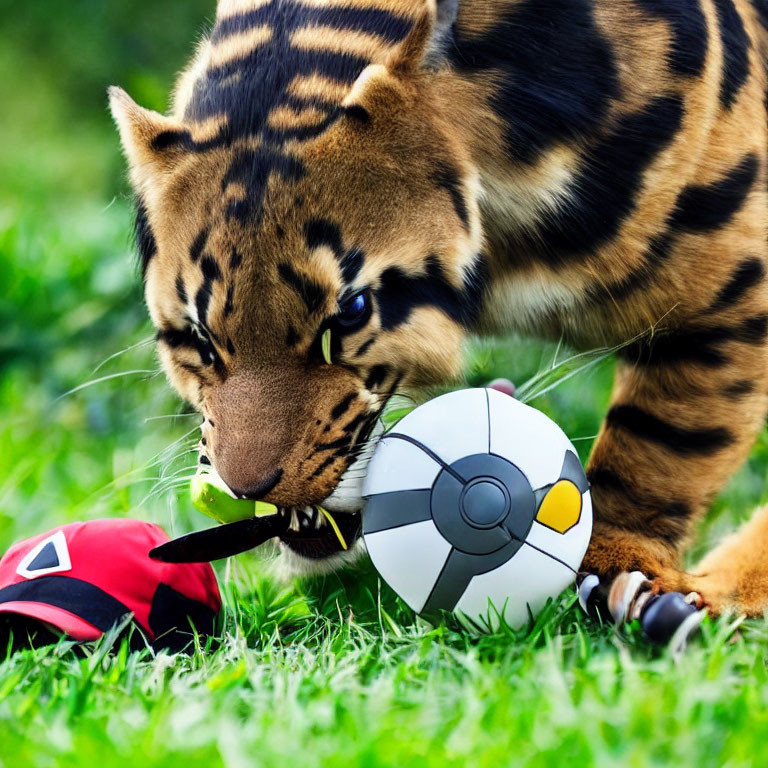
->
<box><xmin>362</xmin><ymin>490</ymin><xmax>432</xmax><ymax>535</ymax></box>
<box><xmin>560</xmin><ymin>450</ymin><xmax>589</xmax><ymax>493</ymax></box>
<box><xmin>449</xmin><ymin>454</ymin><xmax>511</xmax><ymax>484</ymax></box>
<box><xmin>420</xmin><ymin>539</ymin><xmax>532</xmax><ymax>616</ymax></box>
<box><xmin>533</xmin><ymin>485</ymin><xmax>551</xmax><ymax>509</ymax></box>
<box><xmin>420</xmin><ymin>549</ymin><xmax>476</xmax><ymax>616</ymax></box>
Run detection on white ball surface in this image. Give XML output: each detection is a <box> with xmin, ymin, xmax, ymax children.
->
<box><xmin>362</xmin><ymin>388</ymin><xmax>592</xmax><ymax>630</ymax></box>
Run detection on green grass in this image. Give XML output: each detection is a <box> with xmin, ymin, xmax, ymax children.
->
<box><xmin>4</xmin><ymin>2</ymin><xmax>768</xmax><ymax>764</ymax></box>
<box><xmin>1</xmin><ymin>573</ymin><xmax>768</xmax><ymax>768</ymax></box>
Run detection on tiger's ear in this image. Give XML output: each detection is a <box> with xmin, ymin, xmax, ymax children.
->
<box><xmin>390</xmin><ymin>0</ymin><xmax>437</xmax><ymax>73</ymax></box>
<box><xmin>341</xmin><ymin>0</ymin><xmax>456</xmax><ymax>116</ymax></box>
<box><xmin>108</xmin><ymin>86</ymin><xmax>188</xmax><ymax>192</ymax></box>
<box><xmin>387</xmin><ymin>0</ymin><xmax>450</xmax><ymax>74</ymax></box>
<box><xmin>392</xmin><ymin>0</ymin><xmax>458</xmax><ymax>72</ymax></box>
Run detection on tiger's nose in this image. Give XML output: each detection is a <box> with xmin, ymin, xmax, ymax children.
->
<box><xmin>228</xmin><ymin>468</ymin><xmax>284</xmax><ymax>501</ymax></box>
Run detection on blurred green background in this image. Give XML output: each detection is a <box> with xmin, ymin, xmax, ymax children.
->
<box><xmin>1</xmin><ymin>0</ymin><xmax>215</xmax><ymax>549</ymax></box>
<box><xmin>3</xmin><ymin>0</ymin><xmax>768</xmax><ymax>560</ymax></box>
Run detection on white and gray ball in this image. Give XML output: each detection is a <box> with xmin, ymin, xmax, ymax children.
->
<box><xmin>362</xmin><ymin>388</ymin><xmax>592</xmax><ymax>629</ymax></box>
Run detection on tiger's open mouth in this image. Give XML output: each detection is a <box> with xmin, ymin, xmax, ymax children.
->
<box><xmin>278</xmin><ymin>506</ymin><xmax>362</xmax><ymax>559</ymax></box>
<box><xmin>274</xmin><ymin>419</ymin><xmax>383</xmax><ymax>565</ymax></box>
<box><xmin>167</xmin><ymin>420</ymin><xmax>382</xmax><ymax>570</ymax></box>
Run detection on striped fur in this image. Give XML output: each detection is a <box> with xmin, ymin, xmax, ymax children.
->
<box><xmin>112</xmin><ymin>0</ymin><xmax>768</xmax><ymax>612</ymax></box>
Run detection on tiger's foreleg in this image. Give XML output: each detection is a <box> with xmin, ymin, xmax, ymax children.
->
<box><xmin>582</xmin><ymin>305</ymin><xmax>768</xmax><ymax>619</ymax></box>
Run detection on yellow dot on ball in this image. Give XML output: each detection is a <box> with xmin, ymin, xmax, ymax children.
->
<box><xmin>536</xmin><ymin>480</ymin><xmax>582</xmax><ymax>534</ymax></box>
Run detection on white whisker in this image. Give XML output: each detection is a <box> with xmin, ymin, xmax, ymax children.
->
<box><xmin>160</xmin><ymin>464</ymin><xmax>199</xmax><ymax>480</ymax></box>
<box><xmin>143</xmin><ymin>412</ymin><xmax>199</xmax><ymax>423</ymax></box>
<box><xmin>55</xmin><ymin>370</ymin><xmax>158</xmax><ymax>402</ymax></box>
<box><xmin>139</xmin><ymin>478</ymin><xmax>196</xmax><ymax>507</ymax></box>
<box><xmin>91</xmin><ymin>336</ymin><xmax>154</xmax><ymax>374</ymax></box>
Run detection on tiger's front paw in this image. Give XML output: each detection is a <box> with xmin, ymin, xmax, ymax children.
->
<box><xmin>578</xmin><ymin>571</ymin><xmax>706</xmax><ymax>647</ymax></box>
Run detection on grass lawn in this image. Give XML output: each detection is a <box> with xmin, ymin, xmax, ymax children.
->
<box><xmin>4</xmin><ymin>3</ymin><xmax>768</xmax><ymax>764</ymax></box>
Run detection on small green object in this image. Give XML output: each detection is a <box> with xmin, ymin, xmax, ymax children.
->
<box><xmin>321</xmin><ymin>328</ymin><xmax>332</xmax><ymax>365</ymax></box>
<box><xmin>190</xmin><ymin>472</ymin><xmax>277</xmax><ymax>523</ymax></box>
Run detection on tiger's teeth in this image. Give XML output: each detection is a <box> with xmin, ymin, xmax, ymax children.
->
<box><xmin>313</xmin><ymin>506</ymin><xmax>325</xmax><ymax>529</ymax></box>
<box><xmin>299</xmin><ymin>508</ymin><xmax>312</xmax><ymax>529</ymax></box>
<box><xmin>289</xmin><ymin>510</ymin><xmax>300</xmax><ymax>532</ymax></box>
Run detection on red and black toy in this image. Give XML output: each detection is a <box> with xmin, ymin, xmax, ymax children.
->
<box><xmin>0</xmin><ymin>518</ymin><xmax>221</xmax><ymax>652</ymax></box>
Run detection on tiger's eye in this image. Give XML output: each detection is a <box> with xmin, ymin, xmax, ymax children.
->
<box><xmin>338</xmin><ymin>291</ymin><xmax>369</xmax><ymax>328</ymax></box>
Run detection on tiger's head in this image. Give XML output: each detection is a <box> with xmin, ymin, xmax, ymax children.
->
<box><xmin>110</xmin><ymin>0</ymin><xmax>486</xmax><ymax>572</ymax></box>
